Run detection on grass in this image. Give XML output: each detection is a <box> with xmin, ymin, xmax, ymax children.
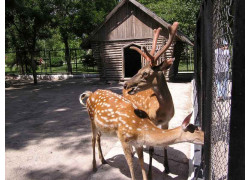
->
<box><xmin>6</xmin><ymin>61</ymin><xmax>194</xmax><ymax>75</ymax></box>
<box><xmin>5</xmin><ymin>64</ymin><xmax>98</xmax><ymax>75</ymax></box>
<box><xmin>178</xmin><ymin>61</ymin><xmax>194</xmax><ymax>72</ymax></box>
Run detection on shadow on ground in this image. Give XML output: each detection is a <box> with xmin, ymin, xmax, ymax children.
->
<box><xmin>6</xmin><ymin>78</ymin><xmax>192</xmax><ymax>180</ymax></box>
<box><xmin>90</xmin><ymin>146</ymin><xmax>189</xmax><ymax>180</ymax></box>
<box><xmin>25</xmin><ymin>165</ymin><xmax>91</xmax><ymax>180</ymax></box>
<box><xmin>6</xmin><ymin>78</ymin><xmax>123</xmax><ymax>151</ymax></box>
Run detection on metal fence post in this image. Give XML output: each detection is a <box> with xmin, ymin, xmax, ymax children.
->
<box><xmin>228</xmin><ymin>0</ymin><xmax>245</xmax><ymax>179</ymax></box>
<box><xmin>49</xmin><ymin>50</ymin><xmax>52</xmax><ymax>73</ymax></box>
<box><xmin>75</xmin><ymin>49</ymin><xmax>77</xmax><ymax>73</ymax></box>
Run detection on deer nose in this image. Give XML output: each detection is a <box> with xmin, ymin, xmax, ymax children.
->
<box><xmin>123</xmin><ymin>83</ymin><xmax>128</xmax><ymax>89</ymax></box>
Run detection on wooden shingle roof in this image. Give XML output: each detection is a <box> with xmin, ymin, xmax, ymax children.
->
<box><xmin>84</xmin><ymin>0</ymin><xmax>193</xmax><ymax>46</ymax></box>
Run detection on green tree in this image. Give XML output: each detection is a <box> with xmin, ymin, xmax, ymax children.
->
<box><xmin>6</xmin><ymin>0</ymin><xmax>53</xmax><ymax>84</ymax></box>
<box><xmin>52</xmin><ymin>0</ymin><xmax>118</xmax><ymax>74</ymax></box>
<box><xmin>138</xmin><ymin>0</ymin><xmax>201</xmax><ymax>40</ymax></box>
<box><xmin>52</xmin><ymin>0</ymin><xmax>94</xmax><ymax>74</ymax></box>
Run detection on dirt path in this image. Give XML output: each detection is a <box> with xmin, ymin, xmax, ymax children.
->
<box><xmin>5</xmin><ymin>78</ymin><xmax>193</xmax><ymax>180</ymax></box>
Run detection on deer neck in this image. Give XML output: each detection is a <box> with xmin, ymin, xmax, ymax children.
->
<box><xmin>152</xmin><ymin>73</ymin><xmax>172</xmax><ymax>107</ymax></box>
<box><xmin>143</xmin><ymin>126</ymin><xmax>184</xmax><ymax>147</ymax></box>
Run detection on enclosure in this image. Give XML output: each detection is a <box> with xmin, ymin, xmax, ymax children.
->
<box><xmin>6</xmin><ymin>78</ymin><xmax>196</xmax><ymax>180</ymax></box>
<box><xmin>5</xmin><ymin>49</ymin><xmax>98</xmax><ymax>75</ymax></box>
<box><xmin>193</xmin><ymin>0</ymin><xmax>244</xmax><ymax>179</ymax></box>
<box><xmin>5</xmin><ymin>0</ymin><xmax>244</xmax><ymax>179</ymax></box>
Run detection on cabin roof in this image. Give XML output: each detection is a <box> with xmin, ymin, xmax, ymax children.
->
<box><xmin>84</xmin><ymin>0</ymin><xmax>193</xmax><ymax>47</ymax></box>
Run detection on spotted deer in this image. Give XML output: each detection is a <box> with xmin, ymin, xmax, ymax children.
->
<box><xmin>79</xmin><ymin>89</ymin><xmax>204</xmax><ymax>180</ymax></box>
<box><xmin>123</xmin><ymin>22</ymin><xmax>178</xmax><ymax>176</ymax></box>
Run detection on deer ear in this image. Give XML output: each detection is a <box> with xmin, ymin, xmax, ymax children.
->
<box><xmin>182</xmin><ymin>112</ymin><xmax>193</xmax><ymax>130</ymax></box>
<box><xmin>154</xmin><ymin>58</ymin><xmax>175</xmax><ymax>71</ymax></box>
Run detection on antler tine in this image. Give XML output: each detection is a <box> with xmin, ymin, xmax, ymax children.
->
<box><xmin>154</xmin><ymin>22</ymin><xmax>179</xmax><ymax>61</ymax></box>
<box><xmin>130</xmin><ymin>46</ymin><xmax>152</xmax><ymax>61</ymax></box>
<box><xmin>150</xmin><ymin>27</ymin><xmax>162</xmax><ymax>56</ymax></box>
<box><xmin>143</xmin><ymin>47</ymin><xmax>154</xmax><ymax>63</ymax></box>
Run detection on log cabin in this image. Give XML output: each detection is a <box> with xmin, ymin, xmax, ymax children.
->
<box><xmin>82</xmin><ymin>0</ymin><xmax>193</xmax><ymax>81</ymax></box>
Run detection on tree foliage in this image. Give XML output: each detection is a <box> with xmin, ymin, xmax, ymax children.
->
<box><xmin>6</xmin><ymin>0</ymin><xmax>201</xmax><ymax>83</ymax></box>
<box><xmin>6</xmin><ymin>0</ymin><xmax>119</xmax><ymax>82</ymax></box>
<box><xmin>138</xmin><ymin>0</ymin><xmax>201</xmax><ymax>40</ymax></box>
<box><xmin>6</xmin><ymin>0</ymin><xmax>54</xmax><ymax>83</ymax></box>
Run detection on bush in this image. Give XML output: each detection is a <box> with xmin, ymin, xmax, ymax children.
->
<box><xmin>5</xmin><ymin>53</ymin><xmax>16</xmax><ymax>67</ymax></box>
<box><xmin>51</xmin><ymin>58</ymin><xmax>63</xmax><ymax>67</ymax></box>
<box><xmin>81</xmin><ymin>54</ymin><xmax>96</xmax><ymax>67</ymax></box>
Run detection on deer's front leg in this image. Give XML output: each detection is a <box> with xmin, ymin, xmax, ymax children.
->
<box><xmin>120</xmin><ymin>139</ymin><xmax>136</xmax><ymax>180</ymax></box>
<box><xmin>136</xmin><ymin>146</ymin><xmax>147</xmax><ymax>180</ymax></box>
<box><xmin>162</xmin><ymin>123</ymin><xmax>170</xmax><ymax>174</ymax></box>
<box><xmin>163</xmin><ymin>147</ymin><xmax>170</xmax><ymax>174</ymax></box>
<box><xmin>148</xmin><ymin>146</ymin><xmax>154</xmax><ymax>180</ymax></box>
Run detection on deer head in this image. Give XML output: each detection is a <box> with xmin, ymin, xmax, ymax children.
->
<box><xmin>123</xmin><ymin>22</ymin><xmax>179</xmax><ymax>95</ymax></box>
<box><xmin>180</xmin><ymin>112</ymin><xmax>204</xmax><ymax>145</ymax></box>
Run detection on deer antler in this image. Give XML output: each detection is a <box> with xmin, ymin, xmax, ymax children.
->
<box><xmin>154</xmin><ymin>22</ymin><xmax>179</xmax><ymax>61</ymax></box>
<box><xmin>150</xmin><ymin>27</ymin><xmax>162</xmax><ymax>56</ymax></box>
<box><xmin>130</xmin><ymin>22</ymin><xmax>179</xmax><ymax>66</ymax></box>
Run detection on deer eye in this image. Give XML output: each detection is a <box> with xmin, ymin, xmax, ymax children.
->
<box><xmin>142</xmin><ymin>71</ymin><xmax>148</xmax><ymax>77</ymax></box>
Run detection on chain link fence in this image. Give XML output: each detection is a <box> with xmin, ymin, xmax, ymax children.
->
<box><xmin>5</xmin><ymin>49</ymin><xmax>98</xmax><ymax>75</ymax></box>
<box><xmin>210</xmin><ymin>0</ymin><xmax>234</xmax><ymax>179</ymax></box>
<box><xmin>193</xmin><ymin>0</ymin><xmax>245</xmax><ymax>179</ymax></box>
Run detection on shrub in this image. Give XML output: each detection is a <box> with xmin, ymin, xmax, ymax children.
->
<box><xmin>81</xmin><ymin>54</ymin><xmax>96</xmax><ymax>67</ymax></box>
<box><xmin>5</xmin><ymin>53</ymin><xmax>16</xmax><ymax>67</ymax></box>
<box><xmin>51</xmin><ymin>58</ymin><xmax>63</xmax><ymax>67</ymax></box>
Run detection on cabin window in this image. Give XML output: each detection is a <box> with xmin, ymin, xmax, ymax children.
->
<box><xmin>124</xmin><ymin>44</ymin><xmax>141</xmax><ymax>77</ymax></box>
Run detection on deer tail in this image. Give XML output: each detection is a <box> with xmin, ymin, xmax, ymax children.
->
<box><xmin>79</xmin><ymin>91</ymin><xmax>93</xmax><ymax>106</ymax></box>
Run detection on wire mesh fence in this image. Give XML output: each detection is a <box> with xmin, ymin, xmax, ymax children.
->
<box><xmin>179</xmin><ymin>44</ymin><xmax>194</xmax><ymax>72</ymax></box>
<box><xmin>193</xmin><ymin>0</ymin><xmax>238</xmax><ymax>179</ymax></box>
<box><xmin>210</xmin><ymin>0</ymin><xmax>234</xmax><ymax>179</ymax></box>
<box><xmin>5</xmin><ymin>49</ymin><xmax>98</xmax><ymax>75</ymax></box>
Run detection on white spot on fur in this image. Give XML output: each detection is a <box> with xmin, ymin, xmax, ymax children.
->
<box><xmin>116</xmin><ymin>111</ymin><xmax>130</xmax><ymax>118</ymax></box>
<box><xmin>126</xmin><ymin>133</ymin><xmax>133</xmax><ymax>138</ymax></box>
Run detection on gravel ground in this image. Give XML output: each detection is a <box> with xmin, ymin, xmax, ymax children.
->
<box><xmin>5</xmin><ymin>78</ymin><xmax>193</xmax><ymax>180</ymax></box>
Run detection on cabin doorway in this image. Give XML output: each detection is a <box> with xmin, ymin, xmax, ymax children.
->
<box><xmin>124</xmin><ymin>44</ymin><xmax>141</xmax><ymax>78</ymax></box>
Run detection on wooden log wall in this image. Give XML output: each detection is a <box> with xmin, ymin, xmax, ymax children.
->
<box><xmin>91</xmin><ymin>36</ymin><xmax>175</xmax><ymax>80</ymax></box>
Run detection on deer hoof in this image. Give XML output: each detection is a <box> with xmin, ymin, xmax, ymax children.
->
<box><xmin>164</xmin><ymin>168</ymin><xmax>170</xmax><ymax>174</ymax></box>
<box><xmin>147</xmin><ymin>171</ymin><xmax>152</xmax><ymax>180</ymax></box>
<box><xmin>101</xmin><ymin>159</ymin><xmax>108</xmax><ymax>164</ymax></box>
<box><xmin>93</xmin><ymin>167</ymin><xmax>97</xmax><ymax>172</ymax></box>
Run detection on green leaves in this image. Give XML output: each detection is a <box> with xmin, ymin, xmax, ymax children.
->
<box><xmin>138</xmin><ymin>0</ymin><xmax>201</xmax><ymax>40</ymax></box>
<box><xmin>6</xmin><ymin>0</ymin><xmax>200</xmax><ymax>50</ymax></box>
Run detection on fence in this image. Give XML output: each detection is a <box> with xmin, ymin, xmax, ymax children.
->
<box><xmin>5</xmin><ymin>49</ymin><xmax>98</xmax><ymax>75</ymax></box>
<box><xmin>179</xmin><ymin>45</ymin><xmax>194</xmax><ymax>72</ymax></box>
<box><xmin>193</xmin><ymin>0</ymin><xmax>244</xmax><ymax>179</ymax></box>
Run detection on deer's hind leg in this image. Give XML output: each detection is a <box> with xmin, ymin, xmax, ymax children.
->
<box><xmin>97</xmin><ymin>132</ymin><xmax>107</xmax><ymax>164</ymax></box>
<box><xmin>91</xmin><ymin>121</ymin><xmax>97</xmax><ymax>172</ymax></box>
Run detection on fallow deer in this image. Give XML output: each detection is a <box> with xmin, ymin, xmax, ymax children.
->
<box><xmin>123</xmin><ymin>22</ymin><xmax>178</xmax><ymax>176</ymax></box>
<box><xmin>79</xmin><ymin>89</ymin><xmax>204</xmax><ymax>180</ymax></box>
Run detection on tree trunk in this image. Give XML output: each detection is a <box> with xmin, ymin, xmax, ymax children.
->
<box><xmin>31</xmin><ymin>30</ymin><xmax>38</xmax><ymax>85</ymax></box>
<box><xmin>30</xmin><ymin>52</ymin><xmax>38</xmax><ymax>84</ymax></box>
<box><xmin>63</xmin><ymin>36</ymin><xmax>72</xmax><ymax>74</ymax></box>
